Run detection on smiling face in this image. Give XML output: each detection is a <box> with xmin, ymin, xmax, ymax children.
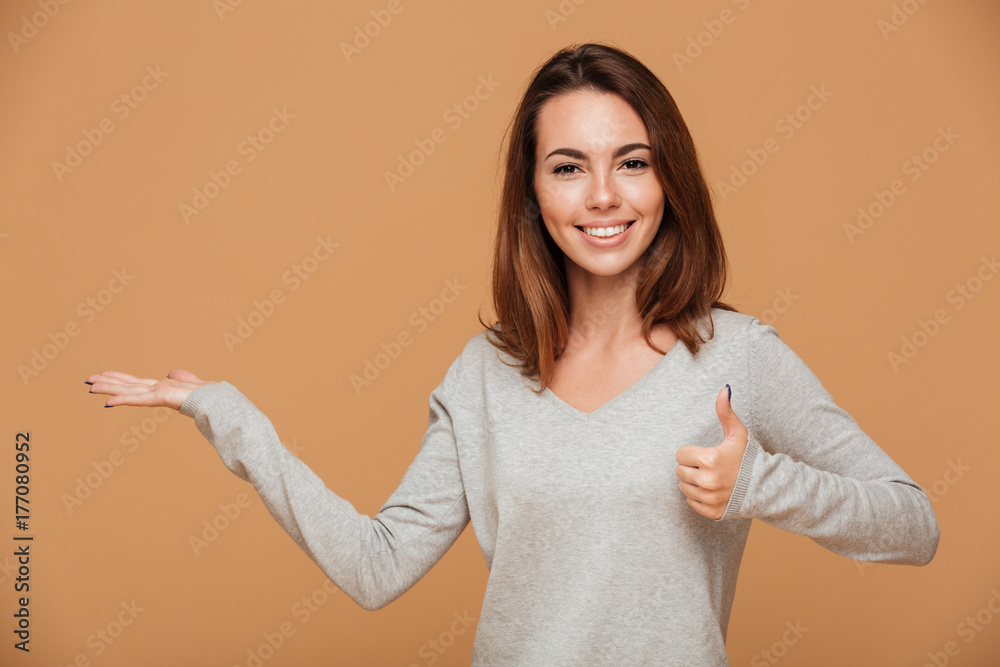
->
<box><xmin>533</xmin><ymin>89</ymin><xmax>665</xmax><ymax>281</ymax></box>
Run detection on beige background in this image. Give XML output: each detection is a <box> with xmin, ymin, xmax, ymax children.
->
<box><xmin>2</xmin><ymin>0</ymin><xmax>998</xmax><ymax>665</ymax></box>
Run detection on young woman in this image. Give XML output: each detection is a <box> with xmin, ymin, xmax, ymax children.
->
<box><xmin>86</xmin><ymin>43</ymin><xmax>940</xmax><ymax>665</ymax></box>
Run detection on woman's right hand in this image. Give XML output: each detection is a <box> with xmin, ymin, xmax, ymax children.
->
<box><xmin>84</xmin><ymin>368</ymin><xmax>216</xmax><ymax>411</ymax></box>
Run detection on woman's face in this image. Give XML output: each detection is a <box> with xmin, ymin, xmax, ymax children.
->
<box><xmin>533</xmin><ymin>89</ymin><xmax>665</xmax><ymax>281</ymax></box>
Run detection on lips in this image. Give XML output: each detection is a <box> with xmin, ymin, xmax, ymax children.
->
<box><xmin>575</xmin><ymin>221</ymin><xmax>634</xmax><ymax>238</ymax></box>
<box><xmin>572</xmin><ymin>220</ymin><xmax>637</xmax><ymax>248</ymax></box>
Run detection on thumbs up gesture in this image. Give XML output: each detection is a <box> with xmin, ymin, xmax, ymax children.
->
<box><xmin>674</xmin><ymin>385</ymin><xmax>749</xmax><ymax>520</ymax></box>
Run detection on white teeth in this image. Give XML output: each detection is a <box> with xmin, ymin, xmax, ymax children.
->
<box><xmin>582</xmin><ymin>223</ymin><xmax>629</xmax><ymax>238</ymax></box>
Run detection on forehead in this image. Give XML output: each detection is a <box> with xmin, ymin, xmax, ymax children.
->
<box><xmin>535</xmin><ymin>89</ymin><xmax>648</xmax><ymax>152</ymax></box>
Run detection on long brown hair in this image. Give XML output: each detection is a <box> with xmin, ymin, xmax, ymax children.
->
<box><xmin>477</xmin><ymin>42</ymin><xmax>740</xmax><ymax>392</ymax></box>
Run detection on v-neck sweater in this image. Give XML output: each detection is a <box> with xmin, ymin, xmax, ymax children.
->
<box><xmin>179</xmin><ymin>307</ymin><xmax>940</xmax><ymax>665</ymax></box>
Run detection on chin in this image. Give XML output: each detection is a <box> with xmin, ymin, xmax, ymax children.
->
<box><xmin>571</xmin><ymin>258</ymin><xmax>641</xmax><ymax>279</ymax></box>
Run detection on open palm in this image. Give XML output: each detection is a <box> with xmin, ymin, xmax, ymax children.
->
<box><xmin>84</xmin><ymin>368</ymin><xmax>215</xmax><ymax>411</ymax></box>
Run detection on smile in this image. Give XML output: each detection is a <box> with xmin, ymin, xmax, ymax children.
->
<box><xmin>576</xmin><ymin>221</ymin><xmax>634</xmax><ymax>238</ymax></box>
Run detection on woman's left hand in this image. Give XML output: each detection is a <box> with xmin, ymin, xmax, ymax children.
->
<box><xmin>674</xmin><ymin>385</ymin><xmax>749</xmax><ymax>520</ymax></box>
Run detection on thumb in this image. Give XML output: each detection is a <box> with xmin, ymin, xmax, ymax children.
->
<box><xmin>715</xmin><ymin>384</ymin><xmax>744</xmax><ymax>440</ymax></box>
<box><xmin>167</xmin><ymin>368</ymin><xmax>204</xmax><ymax>384</ymax></box>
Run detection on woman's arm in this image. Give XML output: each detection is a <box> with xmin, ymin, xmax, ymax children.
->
<box><xmin>718</xmin><ymin>318</ymin><xmax>940</xmax><ymax>566</ymax></box>
<box><xmin>86</xmin><ymin>363</ymin><xmax>470</xmax><ymax>610</ymax></box>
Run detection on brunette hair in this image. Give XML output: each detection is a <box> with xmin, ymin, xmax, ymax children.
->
<box><xmin>477</xmin><ymin>42</ymin><xmax>740</xmax><ymax>392</ymax></box>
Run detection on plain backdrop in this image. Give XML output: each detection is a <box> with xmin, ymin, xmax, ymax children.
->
<box><xmin>2</xmin><ymin>0</ymin><xmax>998</xmax><ymax>665</ymax></box>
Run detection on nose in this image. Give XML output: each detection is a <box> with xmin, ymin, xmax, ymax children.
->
<box><xmin>585</xmin><ymin>170</ymin><xmax>621</xmax><ymax>210</ymax></box>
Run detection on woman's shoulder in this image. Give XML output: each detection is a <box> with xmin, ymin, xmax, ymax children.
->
<box><xmin>430</xmin><ymin>325</ymin><xmax>518</xmax><ymax>400</ymax></box>
<box><xmin>704</xmin><ymin>306</ymin><xmax>764</xmax><ymax>340</ymax></box>
<box><xmin>693</xmin><ymin>307</ymin><xmax>790</xmax><ymax>361</ymax></box>
<box><xmin>457</xmin><ymin>324</ymin><xmax>514</xmax><ymax>367</ymax></box>
<box><xmin>441</xmin><ymin>325</ymin><xmax>510</xmax><ymax>378</ymax></box>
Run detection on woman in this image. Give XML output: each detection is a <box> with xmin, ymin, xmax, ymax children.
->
<box><xmin>86</xmin><ymin>43</ymin><xmax>940</xmax><ymax>665</ymax></box>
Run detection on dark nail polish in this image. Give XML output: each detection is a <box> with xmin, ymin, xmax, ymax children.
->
<box><xmin>726</xmin><ymin>384</ymin><xmax>731</xmax><ymax>401</ymax></box>
<box><xmin>84</xmin><ymin>381</ymin><xmax>93</xmax><ymax>385</ymax></box>
<box><xmin>104</xmin><ymin>404</ymin><xmax>114</xmax><ymax>408</ymax></box>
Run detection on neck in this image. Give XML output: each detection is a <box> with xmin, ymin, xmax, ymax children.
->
<box><xmin>562</xmin><ymin>257</ymin><xmax>645</xmax><ymax>350</ymax></box>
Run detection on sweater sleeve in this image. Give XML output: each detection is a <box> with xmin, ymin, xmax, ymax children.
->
<box><xmin>177</xmin><ymin>359</ymin><xmax>470</xmax><ymax>611</ymax></box>
<box><xmin>716</xmin><ymin>317</ymin><xmax>940</xmax><ymax>566</ymax></box>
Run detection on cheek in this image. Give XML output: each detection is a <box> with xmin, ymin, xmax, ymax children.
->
<box><xmin>535</xmin><ymin>182</ymin><xmax>578</xmax><ymax>224</ymax></box>
<box><xmin>622</xmin><ymin>181</ymin><xmax>664</xmax><ymax>213</ymax></box>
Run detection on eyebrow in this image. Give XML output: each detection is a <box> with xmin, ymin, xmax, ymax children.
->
<box><xmin>543</xmin><ymin>142</ymin><xmax>652</xmax><ymax>162</ymax></box>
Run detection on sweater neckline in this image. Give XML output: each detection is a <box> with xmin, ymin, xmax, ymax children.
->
<box><xmin>541</xmin><ymin>338</ymin><xmax>684</xmax><ymax>422</ymax></box>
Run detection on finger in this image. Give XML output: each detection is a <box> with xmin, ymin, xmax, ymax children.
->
<box><xmin>675</xmin><ymin>463</ymin><xmax>705</xmax><ymax>486</ymax></box>
<box><xmin>100</xmin><ymin>382</ymin><xmax>159</xmax><ymax>396</ymax></box>
<box><xmin>685</xmin><ymin>496</ymin><xmax>707</xmax><ymax>512</ymax></box>
<box><xmin>92</xmin><ymin>370</ymin><xmax>158</xmax><ymax>386</ymax></box>
<box><xmin>679</xmin><ymin>480</ymin><xmax>711</xmax><ymax>505</ymax></box>
<box><xmin>675</xmin><ymin>463</ymin><xmax>691</xmax><ymax>484</ymax></box>
<box><xmin>681</xmin><ymin>488</ymin><xmax>725</xmax><ymax>519</ymax></box>
<box><xmin>715</xmin><ymin>384</ymin><xmax>746</xmax><ymax>440</ymax></box>
<box><xmin>85</xmin><ymin>372</ymin><xmax>131</xmax><ymax>386</ymax></box>
<box><xmin>676</xmin><ymin>444</ymin><xmax>717</xmax><ymax>470</ymax></box>
<box><xmin>167</xmin><ymin>368</ymin><xmax>202</xmax><ymax>383</ymax></box>
<box><xmin>678</xmin><ymin>476</ymin><xmax>707</xmax><ymax>498</ymax></box>
<box><xmin>679</xmin><ymin>473</ymin><xmax>723</xmax><ymax>494</ymax></box>
<box><xmin>675</xmin><ymin>444</ymin><xmax>706</xmax><ymax>468</ymax></box>
<box><xmin>679</xmin><ymin>473</ymin><xmax>728</xmax><ymax>499</ymax></box>
<box><xmin>87</xmin><ymin>376</ymin><xmax>137</xmax><ymax>390</ymax></box>
<box><xmin>687</xmin><ymin>497</ymin><xmax>724</xmax><ymax>520</ymax></box>
<box><xmin>105</xmin><ymin>391</ymin><xmax>163</xmax><ymax>408</ymax></box>
<box><xmin>88</xmin><ymin>378</ymin><xmax>153</xmax><ymax>396</ymax></box>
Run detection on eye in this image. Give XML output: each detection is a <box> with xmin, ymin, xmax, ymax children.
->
<box><xmin>622</xmin><ymin>158</ymin><xmax>649</xmax><ymax>171</ymax></box>
<box><xmin>553</xmin><ymin>164</ymin><xmax>581</xmax><ymax>175</ymax></box>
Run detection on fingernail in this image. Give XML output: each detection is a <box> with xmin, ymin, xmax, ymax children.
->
<box><xmin>84</xmin><ymin>381</ymin><xmax>93</xmax><ymax>385</ymax></box>
<box><xmin>726</xmin><ymin>384</ymin><xmax>731</xmax><ymax>401</ymax></box>
<box><xmin>88</xmin><ymin>389</ymin><xmax>93</xmax><ymax>393</ymax></box>
<box><xmin>104</xmin><ymin>404</ymin><xmax>114</xmax><ymax>408</ymax></box>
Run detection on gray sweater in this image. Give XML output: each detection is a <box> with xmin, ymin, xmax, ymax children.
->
<box><xmin>179</xmin><ymin>308</ymin><xmax>939</xmax><ymax>665</ymax></box>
